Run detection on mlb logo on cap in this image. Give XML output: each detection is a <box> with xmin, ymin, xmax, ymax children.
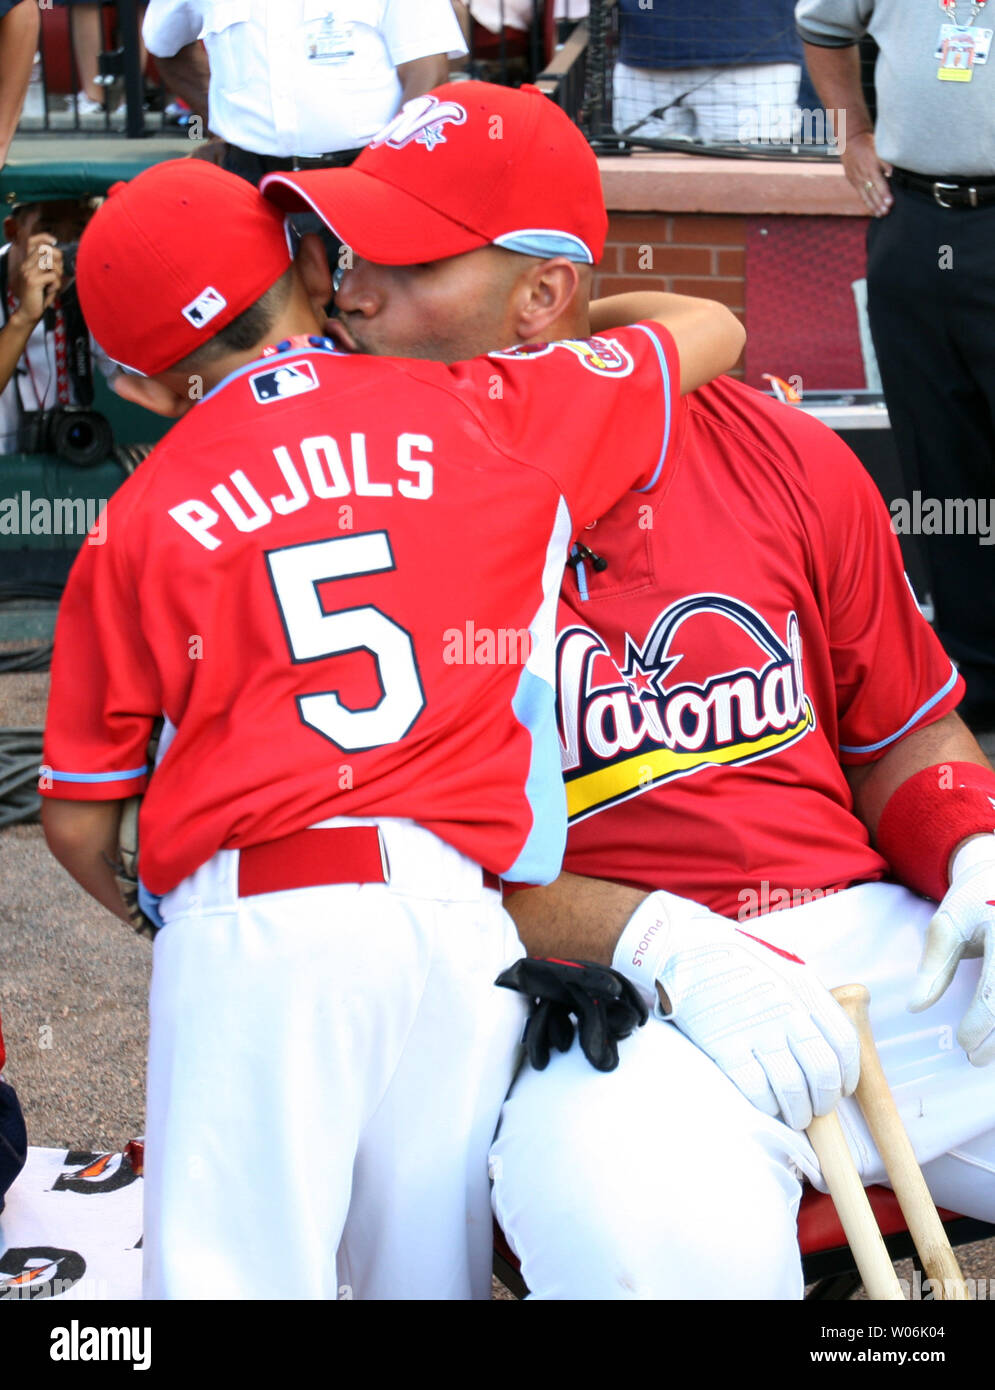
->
<box><xmin>249</xmin><ymin>360</ymin><xmax>320</xmax><ymax>404</ymax></box>
<box><xmin>182</xmin><ymin>286</ymin><xmax>228</xmax><ymax>330</ymax></box>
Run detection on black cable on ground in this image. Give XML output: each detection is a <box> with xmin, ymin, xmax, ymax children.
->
<box><xmin>0</xmin><ymin>643</ymin><xmax>52</xmax><ymax>673</ymax></box>
<box><xmin>0</xmin><ymin>584</ymin><xmax>61</xmax><ymax>672</ymax></box>
<box><xmin>0</xmin><ymin>581</ymin><xmax>63</xmax><ymax>601</ymax></box>
<box><xmin>0</xmin><ymin>728</ymin><xmax>43</xmax><ymax>827</ymax></box>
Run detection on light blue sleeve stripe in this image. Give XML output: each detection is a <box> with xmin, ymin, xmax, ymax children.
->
<box><xmin>631</xmin><ymin>323</ymin><xmax>673</xmax><ymax>494</ymax></box>
<box><xmin>45</xmin><ymin>767</ymin><xmax>147</xmax><ymax>784</ymax></box>
<box><xmin>839</xmin><ymin>664</ymin><xmax>960</xmax><ymax>755</ymax></box>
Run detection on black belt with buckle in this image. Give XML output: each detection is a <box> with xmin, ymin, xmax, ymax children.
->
<box><xmin>220</xmin><ymin>144</ymin><xmax>363</xmax><ymax>184</ymax></box>
<box><xmin>890</xmin><ymin>166</ymin><xmax>995</xmax><ymax>208</ymax></box>
<box><xmin>259</xmin><ymin>149</ymin><xmax>363</xmax><ymax>173</ymax></box>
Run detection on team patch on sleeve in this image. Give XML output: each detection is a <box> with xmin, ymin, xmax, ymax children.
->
<box><xmin>488</xmin><ymin>336</ymin><xmax>635</xmax><ymax>376</ymax></box>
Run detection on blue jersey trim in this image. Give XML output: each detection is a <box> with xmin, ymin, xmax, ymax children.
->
<box><xmin>45</xmin><ymin>766</ymin><xmax>147</xmax><ymax>784</ymax></box>
<box><xmin>138</xmin><ymin>878</ymin><xmax>164</xmax><ymax>931</ymax></box>
<box><xmin>504</xmin><ymin>668</ymin><xmax>568</xmax><ymax>884</ymax></box>
<box><xmin>631</xmin><ymin>323</ymin><xmax>672</xmax><ymax>494</ymax></box>
<box><xmin>839</xmin><ymin>664</ymin><xmax>960</xmax><ymax>755</ymax></box>
<box><xmin>503</xmin><ymin>497</ymin><xmax>572</xmax><ymax>883</ymax></box>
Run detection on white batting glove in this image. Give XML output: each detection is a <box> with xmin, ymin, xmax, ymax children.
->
<box><xmin>908</xmin><ymin>833</ymin><xmax>995</xmax><ymax>1065</ymax></box>
<box><xmin>613</xmin><ymin>891</ymin><xmax>860</xmax><ymax>1131</ymax></box>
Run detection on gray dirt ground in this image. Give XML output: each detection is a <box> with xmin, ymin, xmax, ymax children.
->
<box><xmin>2</xmin><ymin>670</ymin><xmax>993</xmax><ymax>1300</ymax></box>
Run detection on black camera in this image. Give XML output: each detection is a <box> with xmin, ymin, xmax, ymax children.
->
<box><xmin>54</xmin><ymin>241</ymin><xmax>79</xmax><ymax>280</ymax></box>
<box><xmin>16</xmin><ymin>405</ymin><xmax>114</xmax><ymax>467</ymax></box>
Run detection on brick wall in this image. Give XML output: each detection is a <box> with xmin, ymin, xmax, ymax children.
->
<box><xmin>594</xmin><ymin>213</ymin><xmax>748</xmax><ymax>322</ymax></box>
<box><xmin>594</xmin><ymin>161</ymin><xmax>870</xmax><ymax>382</ymax></box>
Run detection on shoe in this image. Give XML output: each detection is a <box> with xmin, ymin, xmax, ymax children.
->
<box><xmin>163</xmin><ymin>99</ymin><xmax>192</xmax><ymax>127</ymax></box>
<box><xmin>74</xmin><ymin>91</ymin><xmax>107</xmax><ymax>117</ymax></box>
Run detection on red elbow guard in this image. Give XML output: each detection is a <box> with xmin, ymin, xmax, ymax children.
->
<box><xmin>875</xmin><ymin>762</ymin><xmax>995</xmax><ymax>903</ymax></box>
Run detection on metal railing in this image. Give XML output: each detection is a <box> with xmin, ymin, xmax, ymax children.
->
<box><xmin>535</xmin><ymin>13</ymin><xmax>589</xmax><ymax>120</ymax></box>
<box><xmin>13</xmin><ymin>0</ymin><xmax>877</xmax><ymax>158</ymax></box>
<box><xmin>16</xmin><ymin>0</ymin><xmax>182</xmax><ymax>140</ymax></box>
<box><xmin>15</xmin><ymin>1</ymin><xmax>591</xmax><ymax>143</ymax></box>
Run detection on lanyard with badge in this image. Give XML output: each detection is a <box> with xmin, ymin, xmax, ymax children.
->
<box><xmin>936</xmin><ymin>0</ymin><xmax>992</xmax><ymax>80</ymax></box>
<box><xmin>303</xmin><ymin>11</ymin><xmax>355</xmax><ymax>64</ymax></box>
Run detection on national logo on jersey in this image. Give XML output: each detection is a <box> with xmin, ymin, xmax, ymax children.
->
<box><xmin>181</xmin><ymin>285</ymin><xmax>227</xmax><ymax>330</ymax></box>
<box><xmin>557</xmin><ymin>594</ymin><xmax>817</xmax><ymax>822</ymax></box>
<box><xmin>249</xmin><ymin>359</ymin><xmax>319</xmax><ymax>404</ymax></box>
<box><xmin>488</xmin><ymin>336</ymin><xmax>634</xmax><ymax>376</ymax></box>
<box><xmin>370</xmin><ymin>94</ymin><xmax>467</xmax><ymax>151</ymax></box>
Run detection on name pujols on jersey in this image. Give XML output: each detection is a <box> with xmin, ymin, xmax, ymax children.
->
<box><xmin>169</xmin><ymin>430</ymin><xmax>435</xmax><ymax>551</ymax></box>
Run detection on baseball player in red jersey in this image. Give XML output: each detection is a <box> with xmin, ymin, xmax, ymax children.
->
<box><xmin>38</xmin><ymin>98</ymin><xmax>744</xmax><ymax>1299</ymax></box>
<box><xmin>488</xmin><ymin>387</ymin><xmax>995</xmax><ymax>1298</ymax></box>
<box><xmin>283</xmin><ymin>86</ymin><xmax>995</xmax><ymax>1298</ymax></box>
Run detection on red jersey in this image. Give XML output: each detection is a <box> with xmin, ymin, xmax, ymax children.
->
<box><xmin>42</xmin><ymin>326</ymin><xmax>679</xmax><ymax>893</ymax></box>
<box><xmin>556</xmin><ymin>375</ymin><xmax>964</xmax><ymax>918</ymax></box>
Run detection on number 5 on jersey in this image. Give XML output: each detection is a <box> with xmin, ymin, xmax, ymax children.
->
<box><xmin>266</xmin><ymin>532</ymin><xmax>426</xmax><ymax>751</ymax></box>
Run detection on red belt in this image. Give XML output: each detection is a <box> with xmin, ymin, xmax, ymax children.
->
<box><xmin>237</xmin><ymin>825</ymin><xmax>501</xmax><ymax>897</ymax></box>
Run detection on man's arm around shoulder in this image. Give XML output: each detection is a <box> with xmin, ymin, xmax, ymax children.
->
<box><xmin>590</xmin><ymin>291</ymin><xmax>745</xmax><ymax>394</ymax></box>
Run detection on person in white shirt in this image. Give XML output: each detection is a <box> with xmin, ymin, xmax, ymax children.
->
<box><xmin>143</xmin><ymin>1</ymin><xmax>467</xmax><ymax>182</ymax></box>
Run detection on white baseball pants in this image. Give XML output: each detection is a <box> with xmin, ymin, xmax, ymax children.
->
<box><xmin>490</xmin><ymin>882</ymin><xmax>995</xmax><ymax>1299</ymax></box>
<box><xmin>143</xmin><ymin>818</ymin><xmax>526</xmax><ymax>1300</ymax></box>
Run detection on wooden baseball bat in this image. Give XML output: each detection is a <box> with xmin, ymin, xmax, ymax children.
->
<box><xmin>805</xmin><ymin>1106</ymin><xmax>906</xmax><ymax>1299</ymax></box>
<box><xmin>832</xmin><ymin>983</ymin><xmax>970</xmax><ymax>1300</ymax></box>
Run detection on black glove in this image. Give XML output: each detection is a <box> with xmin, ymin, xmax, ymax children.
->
<box><xmin>496</xmin><ymin>957</ymin><xmax>649</xmax><ymax>1073</ymax></box>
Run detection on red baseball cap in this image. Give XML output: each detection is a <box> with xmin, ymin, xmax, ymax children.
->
<box><xmin>261</xmin><ymin>81</ymin><xmax>606</xmax><ymax>266</ymax></box>
<box><xmin>77</xmin><ymin>159</ymin><xmax>295</xmax><ymax>376</ymax></box>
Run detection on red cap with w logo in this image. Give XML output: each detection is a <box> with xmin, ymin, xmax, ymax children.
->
<box><xmin>261</xmin><ymin>81</ymin><xmax>606</xmax><ymax>266</ymax></box>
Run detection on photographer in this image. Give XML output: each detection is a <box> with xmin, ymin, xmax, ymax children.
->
<box><xmin>1</xmin><ymin>197</ymin><xmax>119</xmax><ymax>460</ymax></box>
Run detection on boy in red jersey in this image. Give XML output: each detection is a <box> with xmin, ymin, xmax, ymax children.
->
<box><xmin>39</xmin><ymin>92</ymin><xmax>743</xmax><ymax>1300</ymax></box>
